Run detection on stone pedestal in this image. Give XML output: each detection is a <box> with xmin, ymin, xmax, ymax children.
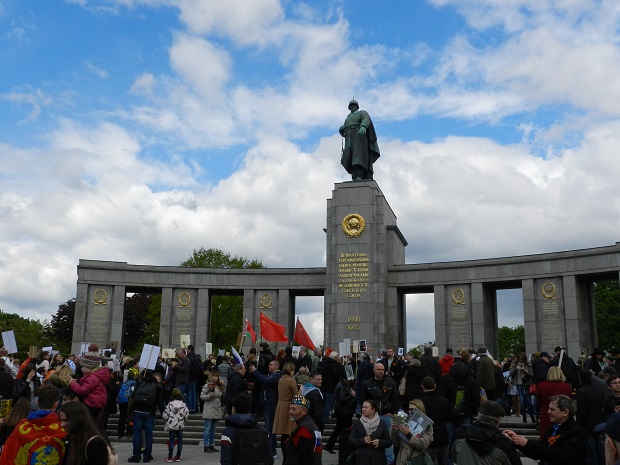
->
<box><xmin>324</xmin><ymin>181</ymin><xmax>407</xmax><ymax>353</ymax></box>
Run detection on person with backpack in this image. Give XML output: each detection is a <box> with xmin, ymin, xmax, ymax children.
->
<box><xmin>127</xmin><ymin>370</ymin><xmax>165</xmax><ymax>463</ymax></box>
<box><xmin>59</xmin><ymin>400</ymin><xmax>119</xmax><ymax>465</ymax></box>
<box><xmin>220</xmin><ymin>392</ymin><xmax>274</xmax><ymax>465</ymax></box>
<box><xmin>162</xmin><ymin>388</ymin><xmax>189</xmax><ymax>462</ymax></box>
<box><xmin>116</xmin><ymin>371</ymin><xmax>136</xmax><ymax>439</ymax></box>
<box><xmin>437</xmin><ymin>351</ymin><xmax>479</xmax><ymax>450</ymax></box>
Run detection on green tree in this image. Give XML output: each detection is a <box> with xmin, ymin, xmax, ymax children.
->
<box><xmin>0</xmin><ymin>310</ymin><xmax>47</xmax><ymax>361</ymax></box>
<box><xmin>180</xmin><ymin>248</ymin><xmax>264</xmax><ymax>351</ymax></box>
<box><xmin>498</xmin><ymin>325</ymin><xmax>525</xmax><ymax>360</ymax></box>
<box><xmin>594</xmin><ymin>280</ymin><xmax>620</xmax><ymax>350</ymax></box>
<box><xmin>122</xmin><ymin>293</ymin><xmax>153</xmax><ymax>355</ymax></box>
<box><xmin>43</xmin><ymin>298</ymin><xmax>75</xmax><ymax>355</ymax></box>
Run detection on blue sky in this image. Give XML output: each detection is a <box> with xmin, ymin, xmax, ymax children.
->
<box><xmin>2</xmin><ymin>0</ymin><xmax>620</xmax><ymax>350</ymax></box>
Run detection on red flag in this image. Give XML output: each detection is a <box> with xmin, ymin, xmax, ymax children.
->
<box><xmin>259</xmin><ymin>312</ymin><xmax>288</xmax><ymax>343</ymax></box>
<box><xmin>245</xmin><ymin>319</ymin><xmax>257</xmax><ymax>344</ymax></box>
<box><xmin>294</xmin><ymin>318</ymin><xmax>316</xmax><ymax>351</ymax></box>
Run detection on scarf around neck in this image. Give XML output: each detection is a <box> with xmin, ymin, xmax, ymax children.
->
<box><xmin>360</xmin><ymin>413</ymin><xmax>381</xmax><ymax>435</ymax></box>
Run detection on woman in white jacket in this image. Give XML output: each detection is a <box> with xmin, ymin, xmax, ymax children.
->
<box><xmin>201</xmin><ymin>372</ymin><xmax>224</xmax><ymax>453</ymax></box>
<box><xmin>162</xmin><ymin>388</ymin><xmax>190</xmax><ymax>462</ymax></box>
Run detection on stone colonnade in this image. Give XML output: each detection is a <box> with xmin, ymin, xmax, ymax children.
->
<box><xmin>73</xmin><ymin>181</ymin><xmax>620</xmax><ymax>356</ymax></box>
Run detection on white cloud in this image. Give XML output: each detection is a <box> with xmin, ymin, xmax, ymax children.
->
<box><xmin>177</xmin><ymin>0</ymin><xmax>283</xmax><ymax>47</ymax></box>
<box><xmin>3</xmin><ymin>0</ymin><xmax>620</xmax><ymax>352</ymax></box>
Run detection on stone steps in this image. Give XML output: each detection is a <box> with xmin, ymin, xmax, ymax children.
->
<box><xmin>106</xmin><ymin>413</ymin><xmax>541</xmax><ymax>447</ymax></box>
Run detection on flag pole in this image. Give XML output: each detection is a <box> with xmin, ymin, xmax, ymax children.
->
<box><xmin>238</xmin><ymin>320</ymin><xmax>246</xmax><ymax>355</ymax></box>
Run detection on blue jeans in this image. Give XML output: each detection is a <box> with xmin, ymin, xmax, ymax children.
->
<box><xmin>168</xmin><ymin>430</ymin><xmax>183</xmax><ymax>458</ymax></box>
<box><xmin>517</xmin><ymin>385</ymin><xmax>535</xmax><ymax>419</ymax></box>
<box><xmin>177</xmin><ymin>383</ymin><xmax>188</xmax><ymax>402</ymax></box>
<box><xmin>204</xmin><ymin>419</ymin><xmax>218</xmax><ymax>447</ymax></box>
<box><xmin>187</xmin><ymin>381</ymin><xmax>197</xmax><ymax>412</ymax></box>
<box><xmin>381</xmin><ymin>415</ymin><xmax>394</xmax><ymax>463</ymax></box>
<box><xmin>132</xmin><ymin>412</ymin><xmax>155</xmax><ymax>460</ymax></box>
<box><xmin>262</xmin><ymin>404</ymin><xmax>277</xmax><ymax>454</ymax></box>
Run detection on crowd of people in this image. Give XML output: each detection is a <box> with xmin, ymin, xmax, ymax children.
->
<box><xmin>1</xmin><ymin>341</ymin><xmax>620</xmax><ymax>465</ymax></box>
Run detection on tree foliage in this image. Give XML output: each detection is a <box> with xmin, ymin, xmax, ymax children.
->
<box><xmin>0</xmin><ymin>310</ymin><xmax>47</xmax><ymax>360</ymax></box>
<box><xmin>43</xmin><ymin>298</ymin><xmax>75</xmax><ymax>355</ymax></box>
<box><xmin>180</xmin><ymin>247</ymin><xmax>264</xmax><ymax>351</ymax></box>
<box><xmin>122</xmin><ymin>293</ymin><xmax>153</xmax><ymax>356</ymax></box>
<box><xmin>594</xmin><ymin>280</ymin><xmax>620</xmax><ymax>351</ymax></box>
<box><xmin>181</xmin><ymin>247</ymin><xmax>263</xmax><ymax>269</ymax></box>
<box><xmin>498</xmin><ymin>325</ymin><xmax>525</xmax><ymax>360</ymax></box>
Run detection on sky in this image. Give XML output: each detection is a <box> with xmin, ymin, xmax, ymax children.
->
<box><xmin>2</xmin><ymin>0</ymin><xmax>620</xmax><ymax>350</ymax></box>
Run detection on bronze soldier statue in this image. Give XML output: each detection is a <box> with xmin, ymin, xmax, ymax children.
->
<box><xmin>339</xmin><ymin>99</ymin><xmax>380</xmax><ymax>181</ymax></box>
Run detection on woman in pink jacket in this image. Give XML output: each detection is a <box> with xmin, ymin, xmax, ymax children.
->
<box><xmin>69</xmin><ymin>353</ymin><xmax>110</xmax><ymax>421</ymax></box>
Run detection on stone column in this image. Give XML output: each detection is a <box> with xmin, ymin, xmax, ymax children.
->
<box><xmin>444</xmin><ymin>284</ymin><xmax>473</xmax><ymax>351</ymax></box>
<box><xmin>195</xmin><ymin>288</ymin><xmax>210</xmax><ymax>357</ymax></box>
<box><xmin>159</xmin><ymin>287</ymin><xmax>174</xmax><ymax>349</ymax></box>
<box><xmin>471</xmin><ymin>283</ymin><xmax>498</xmax><ymax>357</ymax></box>
<box><xmin>562</xmin><ymin>275</ymin><xmax>594</xmax><ymax>357</ymax></box>
<box><xmin>109</xmin><ymin>284</ymin><xmax>126</xmax><ymax>352</ymax></box>
<box><xmin>71</xmin><ymin>282</ymin><xmax>89</xmax><ymax>354</ymax></box>
<box><xmin>522</xmin><ymin>279</ymin><xmax>538</xmax><ymax>355</ymax></box>
<box><xmin>533</xmin><ymin>278</ymin><xmax>565</xmax><ymax>352</ymax></box>
<box><xmin>82</xmin><ymin>285</ymin><xmax>116</xmax><ymax>350</ymax></box>
<box><xmin>324</xmin><ymin>181</ymin><xmax>406</xmax><ymax>353</ymax></box>
<box><xmin>434</xmin><ymin>285</ymin><xmax>447</xmax><ymax>353</ymax></box>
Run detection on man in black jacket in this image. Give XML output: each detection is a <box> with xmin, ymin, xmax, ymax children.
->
<box><xmin>380</xmin><ymin>346</ymin><xmax>407</xmax><ymax>385</ymax></box>
<box><xmin>504</xmin><ymin>395</ymin><xmax>587</xmax><ymax>465</ymax></box>
<box><xmin>224</xmin><ymin>364</ymin><xmax>247</xmax><ymax>414</ymax></box>
<box><xmin>361</xmin><ymin>363</ymin><xmax>398</xmax><ymax>465</ymax></box>
<box><xmin>319</xmin><ymin>352</ymin><xmax>344</xmax><ymax>421</ymax></box>
<box><xmin>419</xmin><ymin>376</ymin><xmax>452</xmax><ymax>465</ymax></box>
<box><xmin>250</xmin><ymin>360</ymin><xmax>282</xmax><ymax>456</ymax></box>
<box><xmin>576</xmin><ymin>368</ymin><xmax>604</xmax><ymax>465</ymax></box>
<box><xmin>420</xmin><ymin>344</ymin><xmax>442</xmax><ymax>385</ymax></box>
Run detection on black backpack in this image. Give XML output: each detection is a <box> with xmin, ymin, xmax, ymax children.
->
<box><xmin>133</xmin><ymin>381</ymin><xmax>157</xmax><ymax>408</ymax></box>
<box><xmin>232</xmin><ymin>426</ymin><xmax>271</xmax><ymax>465</ymax></box>
<box><xmin>450</xmin><ymin>380</ymin><xmax>469</xmax><ymax>416</ymax></box>
<box><xmin>189</xmin><ymin>354</ymin><xmax>203</xmax><ymax>379</ymax></box>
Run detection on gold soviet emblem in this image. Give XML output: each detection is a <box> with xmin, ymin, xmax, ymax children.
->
<box><xmin>342</xmin><ymin>214</ymin><xmax>366</xmax><ymax>238</ymax></box>
<box><xmin>94</xmin><ymin>289</ymin><xmax>107</xmax><ymax>305</ymax></box>
<box><xmin>542</xmin><ymin>282</ymin><xmax>556</xmax><ymax>300</ymax></box>
<box><xmin>260</xmin><ymin>294</ymin><xmax>273</xmax><ymax>309</ymax></box>
<box><xmin>451</xmin><ymin>288</ymin><xmax>465</xmax><ymax>305</ymax></box>
<box><xmin>178</xmin><ymin>292</ymin><xmax>191</xmax><ymax>307</ymax></box>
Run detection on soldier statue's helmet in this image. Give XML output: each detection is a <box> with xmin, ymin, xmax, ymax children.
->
<box><xmin>348</xmin><ymin>99</ymin><xmax>359</xmax><ymax>110</ymax></box>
